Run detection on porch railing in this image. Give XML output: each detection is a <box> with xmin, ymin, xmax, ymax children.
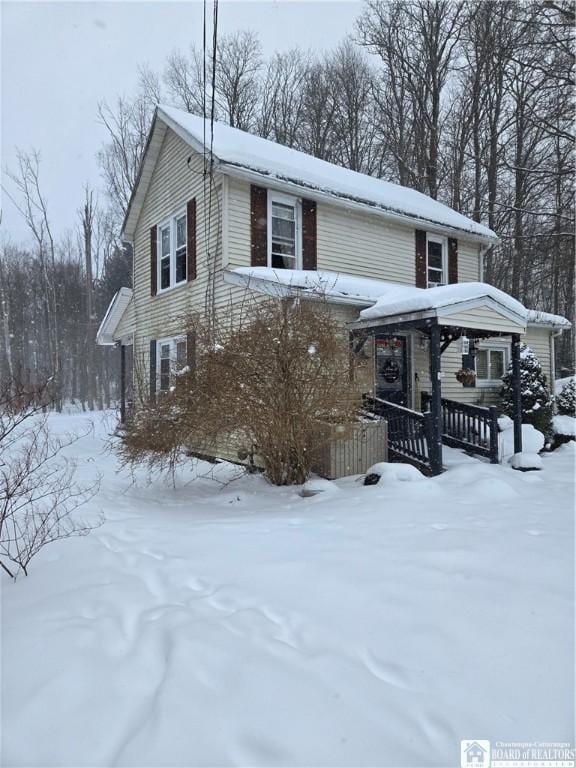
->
<box><xmin>365</xmin><ymin>396</ymin><xmax>438</xmax><ymax>474</ymax></box>
<box><xmin>421</xmin><ymin>393</ymin><xmax>500</xmax><ymax>464</ymax></box>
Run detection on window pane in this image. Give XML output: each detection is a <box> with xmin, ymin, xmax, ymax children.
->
<box><xmin>271</xmin><ymin>201</ymin><xmax>296</xmax><ymax>269</ymax></box>
<box><xmin>160</xmin><ymin>344</ymin><xmax>170</xmax><ymax>359</ymax></box>
<box><xmin>428</xmin><ymin>250</ymin><xmax>443</xmax><ymax>270</ymax></box>
<box><xmin>161</xmin><ymin>226</ymin><xmax>170</xmax><ymax>257</ymax></box>
<box><xmin>159</xmin><ymin>356</ymin><xmax>170</xmax><ymax>391</ymax></box>
<box><xmin>476</xmin><ymin>350</ymin><xmax>489</xmax><ymax>379</ymax></box>
<box><xmin>176</xmin><ymin>215</ymin><xmax>187</xmax><ymax>249</ymax></box>
<box><xmin>272</xmin><ymin>202</ymin><xmax>294</xmax><ymax>221</ymax></box>
<box><xmin>272</xmin><ymin>253</ymin><xmax>296</xmax><ymax>269</ymax></box>
<box><xmin>176</xmin><ymin>340</ymin><xmax>187</xmax><ymax>369</ymax></box>
<box><xmin>161</xmin><ymin>257</ymin><xmax>170</xmax><ymax>289</ymax></box>
<box><xmin>490</xmin><ymin>350</ymin><xmax>504</xmax><ymax>379</ymax></box>
<box><xmin>175</xmin><ymin>247</ymin><xmax>187</xmax><ymax>283</ymax></box>
<box><xmin>272</xmin><ymin>216</ymin><xmax>295</xmax><ymax>241</ymax></box>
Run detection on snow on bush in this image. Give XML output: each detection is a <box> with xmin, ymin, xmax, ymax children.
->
<box><xmin>499</xmin><ymin>420</ymin><xmax>545</xmax><ymax>460</ymax></box>
<box><xmin>509</xmin><ymin>452</ymin><xmax>543</xmax><ymax>471</ymax></box>
<box><xmin>552</xmin><ymin>415</ymin><xmax>575</xmax><ymax>438</ymax></box>
<box><xmin>300</xmin><ymin>478</ymin><xmax>339</xmax><ymax>497</ymax></box>
<box><xmin>364</xmin><ymin>462</ymin><xmax>426</xmax><ymax>485</ymax></box>
<box><xmin>500</xmin><ymin>343</ymin><xmax>553</xmax><ymax>437</ymax></box>
<box><xmin>556</xmin><ymin>378</ymin><xmax>575</xmax><ymax>417</ymax></box>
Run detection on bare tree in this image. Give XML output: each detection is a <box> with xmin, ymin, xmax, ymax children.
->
<box><xmin>0</xmin><ymin>380</ymin><xmax>101</xmax><ymax>579</ymax></box>
<box><xmin>4</xmin><ymin>151</ymin><xmax>61</xmax><ymax>406</ymax></box>
<box><xmin>97</xmin><ymin>87</ymin><xmax>155</xmax><ymax>217</ymax></box>
<box><xmin>80</xmin><ymin>187</ymin><xmax>96</xmax><ymax>410</ymax></box>
<box><xmin>215</xmin><ymin>31</ymin><xmax>263</xmax><ymax>130</ymax></box>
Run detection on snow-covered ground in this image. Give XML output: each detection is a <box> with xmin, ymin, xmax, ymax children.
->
<box><xmin>2</xmin><ymin>413</ymin><xmax>574</xmax><ymax>767</ymax></box>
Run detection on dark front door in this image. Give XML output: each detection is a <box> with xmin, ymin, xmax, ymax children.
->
<box><xmin>375</xmin><ymin>335</ymin><xmax>408</xmax><ymax>406</ymax></box>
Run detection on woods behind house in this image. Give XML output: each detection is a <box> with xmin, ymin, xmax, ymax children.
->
<box><xmin>1</xmin><ymin>0</ymin><xmax>574</xmax><ymax>409</ymax></box>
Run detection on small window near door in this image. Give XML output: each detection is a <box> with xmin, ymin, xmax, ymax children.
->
<box><xmin>476</xmin><ymin>346</ymin><xmax>507</xmax><ymax>385</ymax></box>
<box><xmin>427</xmin><ymin>234</ymin><xmax>447</xmax><ymax>287</ymax></box>
<box><xmin>269</xmin><ymin>195</ymin><xmax>299</xmax><ymax>269</ymax></box>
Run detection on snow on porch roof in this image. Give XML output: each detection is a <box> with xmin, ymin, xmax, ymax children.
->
<box><xmin>225</xmin><ymin>268</ymin><xmax>571</xmax><ymax>330</ymax></box>
<box><xmin>96</xmin><ymin>287</ymin><xmax>133</xmax><ymax>345</ymax></box>
<box><xmin>157</xmin><ymin>105</ymin><xmax>497</xmax><ymax>242</ymax></box>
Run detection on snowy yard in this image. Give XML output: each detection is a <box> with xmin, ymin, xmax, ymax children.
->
<box><xmin>2</xmin><ymin>412</ymin><xmax>574</xmax><ymax>767</ymax></box>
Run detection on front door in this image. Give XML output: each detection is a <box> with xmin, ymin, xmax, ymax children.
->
<box><xmin>375</xmin><ymin>335</ymin><xmax>409</xmax><ymax>406</ymax></box>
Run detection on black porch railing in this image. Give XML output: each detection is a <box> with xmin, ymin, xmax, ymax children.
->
<box><xmin>365</xmin><ymin>396</ymin><xmax>440</xmax><ymax>475</ymax></box>
<box><xmin>421</xmin><ymin>393</ymin><xmax>500</xmax><ymax>464</ymax></box>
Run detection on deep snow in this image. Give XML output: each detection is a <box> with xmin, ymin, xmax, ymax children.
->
<box><xmin>2</xmin><ymin>412</ymin><xmax>574</xmax><ymax>767</ymax></box>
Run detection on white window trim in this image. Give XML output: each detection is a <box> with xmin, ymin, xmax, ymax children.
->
<box><xmin>426</xmin><ymin>233</ymin><xmax>448</xmax><ymax>288</ymax></box>
<box><xmin>267</xmin><ymin>192</ymin><xmax>301</xmax><ymax>270</ymax></box>
<box><xmin>157</xmin><ymin>208</ymin><xmax>187</xmax><ymax>294</ymax></box>
<box><xmin>157</xmin><ymin>335</ymin><xmax>187</xmax><ymax>392</ymax></box>
<box><xmin>475</xmin><ymin>341</ymin><xmax>510</xmax><ymax>387</ymax></box>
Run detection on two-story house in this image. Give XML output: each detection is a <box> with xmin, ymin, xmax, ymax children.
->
<box><xmin>97</xmin><ymin>105</ymin><xmax>570</xmax><ymax>473</ymax></box>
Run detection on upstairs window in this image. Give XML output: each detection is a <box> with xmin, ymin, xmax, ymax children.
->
<box><xmin>157</xmin><ymin>336</ymin><xmax>188</xmax><ymax>392</ymax></box>
<box><xmin>427</xmin><ymin>234</ymin><xmax>447</xmax><ymax>287</ymax></box>
<box><xmin>476</xmin><ymin>345</ymin><xmax>507</xmax><ymax>386</ymax></box>
<box><xmin>158</xmin><ymin>211</ymin><xmax>187</xmax><ymax>291</ymax></box>
<box><xmin>268</xmin><ymin>194</ymin><xmax>300</xmax><ymax>269</ymax></box>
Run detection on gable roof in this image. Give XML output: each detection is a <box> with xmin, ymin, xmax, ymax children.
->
<box><xmin>96</xmin><ymin>287</ymin><xmax>133</xmax><ymax>345</ymax></box>
<box><xmin>224</xmin><ymin>267</ymin><xmax>571</xmax><ymax>332</ymax></box>
<box><xmin>122</xmin><ymin>104</ymin><xmax>498</xmax><ymax>243</ymax></box>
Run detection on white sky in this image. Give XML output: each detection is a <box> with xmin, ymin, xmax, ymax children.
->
<box><xmin>1</xmin><ymin>0</ymin><xmax>362</xmax><ymax>244</ymax></box>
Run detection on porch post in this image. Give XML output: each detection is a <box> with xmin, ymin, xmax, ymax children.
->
<box><xmin>428</xmin><ymin>323</ymin><xmax>443</xmax><ymax>474</ymax></box>
<box><xmin>511</xmin><ymin>333</ymin><xmax>523</xmax><ymax>454</ymax></box>
<box><xmin>120</xmin><ymin>343</ymin><xmax>126</xmax><ymax>424</ymax></box>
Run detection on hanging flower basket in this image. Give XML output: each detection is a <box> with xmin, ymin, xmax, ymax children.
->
<box><xmin>456</xmin><ymin>368</ymin><xmax>476</xmax><ymax>385</ymax></box>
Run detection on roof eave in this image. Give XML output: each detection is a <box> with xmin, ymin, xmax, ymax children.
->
<box><xmin>219</xmin><ymin>164</ymin><xmax>499</xmax><ymax>246</ymax></box>
<box><xmin>222</xmin><ymin>269</ymin><xmax>374</xmax><ymax>307</ymax></box>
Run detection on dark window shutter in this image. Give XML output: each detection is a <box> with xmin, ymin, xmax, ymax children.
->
<box><xmin>149</xmin><ymin>339</ymin><xmax>157</xmax><ymax>402</ymax></box>
<box><xmin>186</xmin><ymin>331</ymin><xmax>196</xmax><ymax>377</ymax></box>
<box><xmin>250</xmin><ymin>185</ymin><xmax>268</xmax><ymax>267</ymax></box>
<box><xmin>415</xmin><ymin>229</ymin><xmax>427</xmax><ymax>288</ymax></box>
<box><xmin>150</xmin><ymin>226</ymin><xmax>157</xmax><ymax>296</ymax></box>
<box><xmin>187</xmin><ymin>198</ymin><xmax>197</xmax><ymax>281</ymax></box>
<box><xmin>448</xmin><ymin>237</ymin><xmax>458</xmax><ymax>284</ymax></box>
<box><xmin>302</xmin><ymin>198</ymin><xmax>317</xmax><ymax>270</ymax></box>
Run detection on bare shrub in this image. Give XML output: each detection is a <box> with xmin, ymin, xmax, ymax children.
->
<box><xmin>0</xmin><ymin>381</ymin><xmax>101</xmax><ymax>579</ymax></box>
<box><xmin>119</xmin><ymin>296</ymin><xmax>361</xmax><ymax>485</ymax></box>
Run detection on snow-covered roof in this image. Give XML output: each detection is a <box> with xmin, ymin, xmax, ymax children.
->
<box><xmin>123</xmin><ymin>104</ymin><xmax>497</xmax><ymax>243</ymax></box>
<box><xmin>96</xmin><ymin>287</ymin><xmax>133</xmax><ymax>345</ymax></box>
<box><xmin>224</xmin><ymin>267</ymin><xmax>410</xmax><ymax>307</ymax></box>
<box><xmin>360</xmin><ymin>281</ymin><xmax>528</xmax><ymax>322</ymax></box>
<box><xmin>225</xmin><ymin>268</ymin><xmax>571</xmax><ymax>332</ymax></box>
<box><xmin>525</xmin><ymin>310</ymin><xmax>572</xmax><ymax>329</ymax></box>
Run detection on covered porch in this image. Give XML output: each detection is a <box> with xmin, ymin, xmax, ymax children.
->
<box><xmin>351</xmin><ymin>291</ymin><xmax>528</xmax><ymax>475</ymax></box>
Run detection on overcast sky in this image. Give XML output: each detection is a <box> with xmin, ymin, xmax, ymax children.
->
<box><xmin>1</xmin><ymin>0</ymin><xmax>362</xmax><ymax>245</ymax></box>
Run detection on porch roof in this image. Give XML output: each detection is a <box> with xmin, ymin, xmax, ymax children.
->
<box><xmin>224</xmin><ymin>267</ymin><xmax>570</xmax><ymax>335</ymax></box>
<box><xmin>96</xmin><ymin>287</ymin><xmax>133</xmax><ymax>346</ymax></box>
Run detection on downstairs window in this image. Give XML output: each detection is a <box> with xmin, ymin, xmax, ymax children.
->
<box><xmin>475</xmin><ymin>346</ymin><xmax>507</xmax><ymax>386</ymax></box>
<box><xmin>157</xmin><ymin>337</ymin><xmax>187</xmax><ymax>393</ymax></box>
